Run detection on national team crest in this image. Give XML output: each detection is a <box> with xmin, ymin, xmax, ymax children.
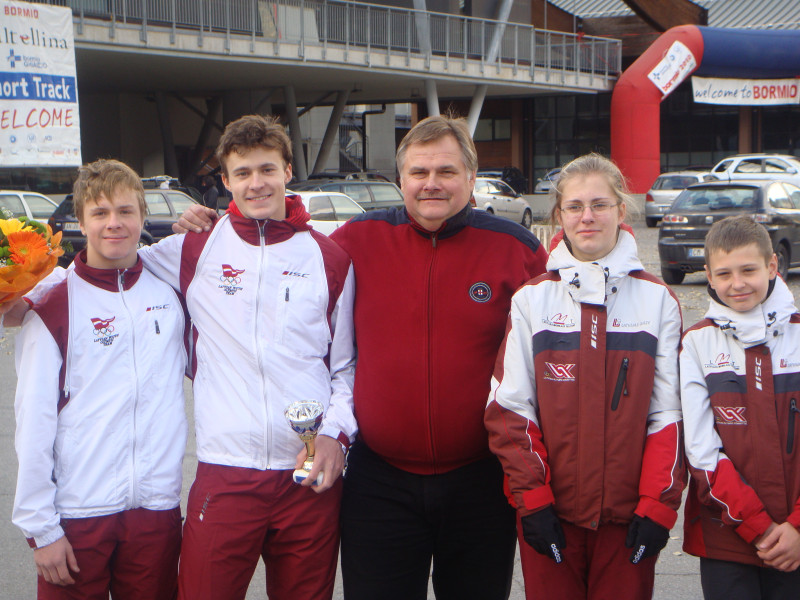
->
<box><xmin>91</xmin><ymin>316</ymin><xmax>118</xmax><ymax>346</ymax></box>
<box><xmin>219</xmin><ymin>264</ymin><xmax>245</xmax><ymax>295</ymax></box>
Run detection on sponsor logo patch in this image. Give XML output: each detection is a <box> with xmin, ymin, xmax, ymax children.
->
<box><xmin>780</xmin><ymin>358</ymin><xmax>800</xmax><ymax>369</ymax></box>
<box><xmin>469</xmin><ymin>282</ymin><xmax>492</xmax><ymax>303</ymax></box>
<box><xmin>713</xmin><ymin>406</ymin><xmax>747</xmax><ymax>425</ymax></box>
<box><xmin>219</xmin><ymin>264</ymin><xmax>244</xmax><ymax>295</ymax></box>
<box><xmin>704</xmin><ymin>352</ymin><xmax>739</xmax><ymax>371</ymax></box>
<box><xmin>612</xmin><ymin>318</ymin><xmax>651</xmax><ymax>328</ymax></box>
<box><xmin>542</xmin><ymin>313</ymin><xmax>575</xmax><ymax>328</ymax></box>
<box><xmin>91</xmin><ymin>316</ymin><xmax>118</xmax><ymax>346</ymax></box>
<box><xmin>282</xmin><ymin>270</ymin><xmax>309</xmax><ymax>278</ymax></box>
<box><xmin>145</xmin><ymin>304</ymin><xmax>170</xmax><ymax>312</ymax></box>
<box><xmin>543</xmin><ymin>362</ymin><xmax>576</xmax><ymax>382</ymax></box>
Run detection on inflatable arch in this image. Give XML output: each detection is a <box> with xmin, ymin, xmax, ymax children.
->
<box><xmin>610</xmin><ymin>25</ymin><xmax>800</xmax><ymax>193</ymax></box>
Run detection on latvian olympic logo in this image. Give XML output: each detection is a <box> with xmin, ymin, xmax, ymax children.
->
<box><xmin>469</xmin><ymin>282</ymin><xmax>492</xmax><ymax>303</ymax></box>
<box><xmin>220</xmin><ymin>264</ymin><xmax>245</xmax><ymax>285</ymax></box>
<box><xmin>91</xmin><ymin>316</ymin><xmax>115</xmax><ymax>336</ymax></box>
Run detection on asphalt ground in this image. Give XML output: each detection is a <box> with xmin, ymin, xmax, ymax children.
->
<box><xmin>3</xmin><ymin>198</ymin><xmax>800</xmax><ymax>599</ymax></box>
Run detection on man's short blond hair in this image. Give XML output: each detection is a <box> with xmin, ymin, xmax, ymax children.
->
<box><xmin>216</xmin><ymin>114</ymin><xmax>292</xmax><ymax>177</ymax></box>
<box><xmin>705</xmin><ymin>215</ymin><xmax>773</xmax><ymax>265</ymax></box>
<box><xmin>73</xmin><ymin>159</ymin><xmax>145</xmax><ymax>223</ymax></box>
<box><xmin>396</xmin><ymin>115</ymin><xmax>478</xmax><ymax>173</ymax></box>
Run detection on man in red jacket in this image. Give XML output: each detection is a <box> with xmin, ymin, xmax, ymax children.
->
<box><xmin>328</xmin><ymin>116</ymin><xmax>547</xmax><ymax>599</ymax></box>
<box><xmin>174</xmin><ymin>115</ymin><xmax>548</xmax><ymax>599</ymax></box>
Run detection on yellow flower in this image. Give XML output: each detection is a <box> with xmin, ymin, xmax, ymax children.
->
<box><xmin>0</xmin><ymin>218</ymin><xmax>33</xmax><ymax>237</ymax></box>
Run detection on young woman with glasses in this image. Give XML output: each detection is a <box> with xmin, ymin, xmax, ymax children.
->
<box><xmin>485</xmin><ymin>153</ymin><xmax>685</xmax><ymax>599</ymax></box>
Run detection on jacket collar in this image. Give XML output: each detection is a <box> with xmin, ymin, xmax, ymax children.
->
<box><xmin>226</xmin><ymin>194</ymin><xmax>312</xmax><ymax>246</ymax></box>
<box><xmin>73</xmin><ymin>250</ymin><xmax>142</xmax><ymax>292</ymax></box>
<box><xmin>547</xmin><ymin>229</ymin><xmax>643</xmax><ymax>305</ymax></box>
<box><xmin>407</xmin><ymin>202</ymin><xmax>472</xmax><ymax>240</ymax></box>
<box><xmin>705</xmin><ymin>276</ymin><xmax>796</xmax><ymax>347</ymax></box>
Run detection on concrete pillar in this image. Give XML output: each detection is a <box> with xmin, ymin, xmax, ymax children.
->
<box><xmin>313</xmin><ymin>90</ymin><xmax>349</xmax><ymax>174</ymax></box>
<box><xmin>466</xmin><ymin>84</ymin><xmax>488</xmax><ymax>136</ymax></box>
<box><xmin>425</xmin><ymin>79</ymin><xmax>440</xmax><ymax>117</ymax></box>
<box><xmin>155</xmin><ymin>92</ymin><xmax>180</xmax><ymax>177</ymax></box>
<box><xmin>284</xmin><ymin>85</ymin><xmax>308</xmax><ymax>181</ymax></box>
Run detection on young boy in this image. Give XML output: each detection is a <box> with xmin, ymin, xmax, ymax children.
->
<box><xmin>138</xmin><ymin>114</ymin><xmax>356</xmax><ymax>600</ymax></box>
<box><xmin>13</xmin><ymin>159</ymin><xmax>188</xmax><ymax>599</ymax></box>
<box><xmin>681</xmin><ymin>215</ymin><xmax>800</xmax><ymax>599</ymax></box>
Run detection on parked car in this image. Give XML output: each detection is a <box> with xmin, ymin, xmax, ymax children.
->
<box><xmin>296</xmin><ymin>191</ymin><xmax>365</xmax><ymax>235</ymax></box>
<box><xmin>534</xmin><ymin>168</ymin><xmax>561</xmax><ymax>194</ymax></box>
<box><xmin>658</xmin><ymin>179</ymin><xmax>800</xmax><ymax>284</ymax></box>
<box><xmin>708</xmin><ymin>154</ymin><xmax>800</xmax><ymax>187</ymax></box>
<box><xmin>645</xmin><ymin>170</ymin><xmax>709</xmax><ymax>227</ymax></box>
<box><xmin>306</xmin><ymin>171</ymin><xmax>391</xmax><ymax>182</ymax></box>
<box><xmin>477</xmin><ymin>166</ymin><xmax>528</xmax><ymax>194</ymax></box>
<box><xmin>49</xmin><ymin>189</ymin><xmax>199</xmax><ymax>264</ymax></box>
<box><xmin>473</xmin><ymin>177</ymin><xmax>533</xmax><ymax>229</ymax></box>
<box><xmin>0</xmin><ymin>190</ymin><xmax>58</xmax><ymax>221</ymax></box>
<box><xmin>289</xmin><ymin>179</ymin><xmax>404</xmax><ymax>211</ymax></box>
<box><xmin>142</xmin><ymin>175</ymin><xmax>203</xmax><ymax>203</ymax></box>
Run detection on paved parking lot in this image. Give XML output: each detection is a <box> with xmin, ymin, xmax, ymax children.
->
<box><xmin>2</xmin><ymin>202</ymin><xmax>799</xmax><ymax>598</ymax></box>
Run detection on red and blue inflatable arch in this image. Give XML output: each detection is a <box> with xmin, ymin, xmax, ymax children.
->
<box><xmin>611</xmin><ymin>25</ymin><xmax>800</xmax><ymax>192</ymax></box>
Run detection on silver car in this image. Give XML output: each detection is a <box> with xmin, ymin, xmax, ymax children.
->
<box><xmin>473</xmin><ymin>177</ymin><xmax>533</xmax><ymax>229</ymax></box>
<box><xmin>534</xmin><ymin>168</ymin><xmax>561</xmax><ymax>194</ymax></box>
<box><xmin>645</xmin><ymin>171</ymin><xmax>708</xmax><ymax>227</ymax></box>
<box><xmin>293</xmin><ymin>191</ymin><xmax>365</xmax><ymax>236</ymax></box>
<box><xmin>0</xmin><ymin>190</ymin><xmax>58</xmax><ymax>221</ymax></box>
<box><xmin>708</xmin><ymin>154</ymin><xmax>800</xmax><ymax>187</ymax></box>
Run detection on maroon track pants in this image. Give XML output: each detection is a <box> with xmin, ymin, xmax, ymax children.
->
<box><xmin>38</xmin><ymin>507</ymin><xmax>181</xmax><ymax>600</ymax></box>
<box><xmin>178</xmin><ymin>462</ymin><xmax>342</xmax><ymax>600</ymax></box>
<box><xmin>519</xmin><ymin>518</ymin><xmax>658</xmax><ymax>600</ymax></box>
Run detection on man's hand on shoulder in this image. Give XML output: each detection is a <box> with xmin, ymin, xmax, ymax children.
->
<box><xmin>0</xmin><ymin>298</ymin><xmax>32</xmax><ymax>327</ymax></box>
<box><xmin>173</xmin><ymin>204</ymin><xmax>218</xmax><ymax>234</ymax></box>
<box><xmin>34</xmin><ymin>536</ymin><xmax>80</xmax><ymax>586</ymax></box>
<box><xmin>295</xmin><ymin>434</ymin><xmax>346</xmax><ymax>494</ymax></box>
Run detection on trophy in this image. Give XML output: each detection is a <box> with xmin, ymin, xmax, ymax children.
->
<box><xmin>284</xmin><ymin>400</ymin><xmax>325</xmax><ymax>485</ymax></box>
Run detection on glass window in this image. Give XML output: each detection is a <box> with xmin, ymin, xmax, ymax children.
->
<box><xmin>145</xmin><ymin>192</ymin><xmax>171</xmax><ymax>216</ymax></box>
<box><xmin>0</xmin><ymin>193</ymin><xmax>26</xmax><ymax>217</ymax></box>
<box><xmin>308</xmin><ymin>196</ymin><xmax>335</xmax><ymax>220</ymax></box>
<box><xmin>713</xmin><ymin>160</ymin><xmax>733</xmax><ymax>174</ymax></box>
<box><xmin>474</xmin><ymin>181</ymin><xmax>489</xmax><ymax>194</ymax></box>
<box><xmin>474</xmin><ymin>119</ymin><xmax>493</xmax><ymax>142</ymax></box>
<box><xmin>673</xmin><ymin>187</ymin><xmax>758</xmax><ymax>211</ymax></box>
<box><xmin>329</xmin><ymin>195</ymin><xmax>363</xmax><ymax>220</ymax></box>
<box><xmin>768</xmin><ymin>183</ymin><xmax>792</xmax><ymax>209</ymax></box>
<box><xmin>23</xmin><ymin>194</ymin><xmax>55</xmax><ymax>219</ymax></box>
<box><xmin>369</xmin><ymin>184</ymin><xmax>403</xmax><ymax>203</ymax></box>
<box><xmin>734</xmin><ymin>159</ymin><xmax>762</xmax><ymax>174</ymax></box>
<box><xmin>764</xmin><ymin>159</ymin><xmax>791</xmax><ymax>173</ymax></box>
<box><xmin>494</xmin><ymin>119</ymin><xmax>511</xmax><ymax>140</ymax></box>
<box><xmin>496</xmin><ymin>181</ymin><xmax>515</xmax><ymax>196</ymax></box>
<box><xmin>341</xmin><ymin>184</ymin><xmax>372</xmax><ymax>205</ymax></box>
<box><xmin>784</xmin><ymin>183</ymin><xmax>800</xmax><ymax>209</ymax></box>
<box><xmin>167</xmin><ymin>193</ymin><xmax>196</xmax><ymax>215</ymax></box>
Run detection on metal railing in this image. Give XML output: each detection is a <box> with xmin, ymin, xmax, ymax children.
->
<box><xmin>43</xmin><ymin>0</ymin><xmax>621</xmax><ymax>80</ymax></box>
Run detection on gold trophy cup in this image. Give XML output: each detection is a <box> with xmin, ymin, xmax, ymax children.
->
<box><xmin>284</xmin><ymin>400</ymin><xmax>325</xmax><ymax>485</ymax></box>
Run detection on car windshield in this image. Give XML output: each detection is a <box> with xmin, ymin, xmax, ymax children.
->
<box><xmin>673</xmin><ymin>187</ymin><xmax>758</xmax><ymax>211</ymax></box>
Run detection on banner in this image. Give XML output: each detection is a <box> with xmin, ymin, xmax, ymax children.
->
<box><xmin>692</xmin><ymin>76</ymin><xmax>800</xmax><ymax>106</ymax></box>
<box><xmin>0</xmin><ymin>1</ymin><xmax>81</xmax><ymax>166</ymax></box>
<box><xmin>647</xmin><ymin>41</ymin><xmax>697</xmax><ymax>98</ymax></box>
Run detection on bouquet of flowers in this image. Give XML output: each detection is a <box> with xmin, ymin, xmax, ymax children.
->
<box><xmin>0</xmin><ymin>213</ymin><xmax>64</xmax><ymax>316</ymax></box>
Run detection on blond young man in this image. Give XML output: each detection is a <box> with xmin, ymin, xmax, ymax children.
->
<box><xmin>13</xmin><ymin>159</ymin><xmax>187</xmax><ymax>599</ymax></box>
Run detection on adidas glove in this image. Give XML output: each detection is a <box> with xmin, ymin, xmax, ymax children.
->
<box><xmin>521</xmin><ymin>506</ymin><xmax>566</xmax><ymax>564</ymax></box>
<box><xmin>625</xmin><ymin>515</ymin><xmax>670</xmax><ymax>564</ymax></box>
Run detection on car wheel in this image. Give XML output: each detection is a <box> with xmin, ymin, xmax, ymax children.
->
<box><xmin>661</xmin><ymin>267</ymin><xmax>685</xmax><ymax>285</ymax></box>
<box><xmin>485</xmin><ymin>207</ymin><xmax>494</xmax><ymax>215</ymax></box>
<box><xmin>521</xmin><ymin>209</ymin><xmax>532</xmax><ymax>229</ymax></box>
<box><xmin>645</xmin><ymin>217</ymin><xmax>659</xmax><ymax>228</ymax></box>
<box><xmin>776</xmin><ymin>242</ymin><xmax>790</xmax><ymax>280</ymax></box>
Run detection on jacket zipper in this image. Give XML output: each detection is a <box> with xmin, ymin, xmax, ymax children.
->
<box><xmin>610</xmin><ymin>357</ymin><xmax>629</xmax><ymax>411</ymax></box>
<box><xmin>256</xmin><ymin>221</ymin><xmax>271</xmax><ymax>468</ymax></box>
<box><xmin>788</xmin><ymin>398</ymin><xmax>799</xmax><ymax>454</ymax></box>
<box><xmin>426</xmin><ymin>233</ymin><xmax>438</xmax><ymax>471</ymax></box>
<box><xmin>118</xmin><ymin>269</ymin><xmax>139</xmax><ymax>508</ymax></box>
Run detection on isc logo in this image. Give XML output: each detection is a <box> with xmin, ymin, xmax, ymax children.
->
<box><xmin>590</xmin><ymin>314</ymin><xmax>598</xmax><ymax>349</ymax></box>
<box><xmin>754</xmin><ymin>357</ymin><xmax>762</xmax><ymax>391</ymax></box>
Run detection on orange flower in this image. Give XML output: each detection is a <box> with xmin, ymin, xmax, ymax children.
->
<box><xmin>7</xmin><ymin>230</ymin><xmax>49</xmax><ymax>266</ymax></box>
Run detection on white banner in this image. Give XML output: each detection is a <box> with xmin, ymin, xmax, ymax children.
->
<box><xmin>647</xmin><ymin>41</ymin><xmax>697</xmax><ymax>98</ymax></box>
<box><xmin>692</xmin><ymin>76</ymin><xmax>800</xmax><ymax>106</ymax></box>
<box><xmin>0</xmin><ymin>1</ymin><xmax>81</xmax><ymax>166</ymax></box>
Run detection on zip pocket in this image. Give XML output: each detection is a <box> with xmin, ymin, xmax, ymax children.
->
<box><xmin>611</xmin><ymin>357</ymin><xmax>629</xmax><ymax>411</ymax></box>
<box><xmin>788</xmin><ymin>398</ymin><xmax>799</xmax><ymax>454</ymax></box>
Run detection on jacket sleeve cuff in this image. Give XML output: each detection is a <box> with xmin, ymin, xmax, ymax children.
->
<box><xmin>635</xmin><ymin>495</ymin><xmax>678</xmax><ymax>530</ymax></box>
<box><xmin>735</xmin><ymin>511</ymin><xmax>773</xmax><ymax>544</ymax></box>
<box><xmin>522</xmin><ymin>485</ymin><xmax>555</xmax><ymax>512</ymax></box>
<box><xmin>787</xmin><ymin>510</ymin><xmax>800</xmax><ymax>530</ymax></box>
<box><xmin>31</xmin><ymin>525</ymin><xmax>65</xmax><ymax>549</ymax></box>
<box><xmin>319</xmin><ymin>428</ymin><xmax>350</xmax><ymax>451</ymax></box>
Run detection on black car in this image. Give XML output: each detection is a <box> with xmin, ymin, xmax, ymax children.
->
<box><xmin>49</xmin><ymin>189</ymin><xmax>198</xmax><ymax>264</ymax></box>
<box><xmin>658</xmin><ymin>179</ymin><xmax>800</xmax><ymax>284</ymax></box>
<box><xmin>289</xmin><ymin>179</ymin><xmax>404</xmax><ymax>211</ymax></box>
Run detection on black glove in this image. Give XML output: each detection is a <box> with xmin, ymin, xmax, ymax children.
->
<box><xmin>521</xmin><ymin>506</ymin><xmax>566</xmax><ymax>563</ymax></box>
<box><xmin>625</xmin><ymin>515</ymin><xmax>670</xmax><ymax>564</ymax></box>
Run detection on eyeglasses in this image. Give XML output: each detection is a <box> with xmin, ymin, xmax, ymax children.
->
<box><xmin>560</xmin><ymin>201</ymin><xmax>619</xmax><ymax>216</ymax></box>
